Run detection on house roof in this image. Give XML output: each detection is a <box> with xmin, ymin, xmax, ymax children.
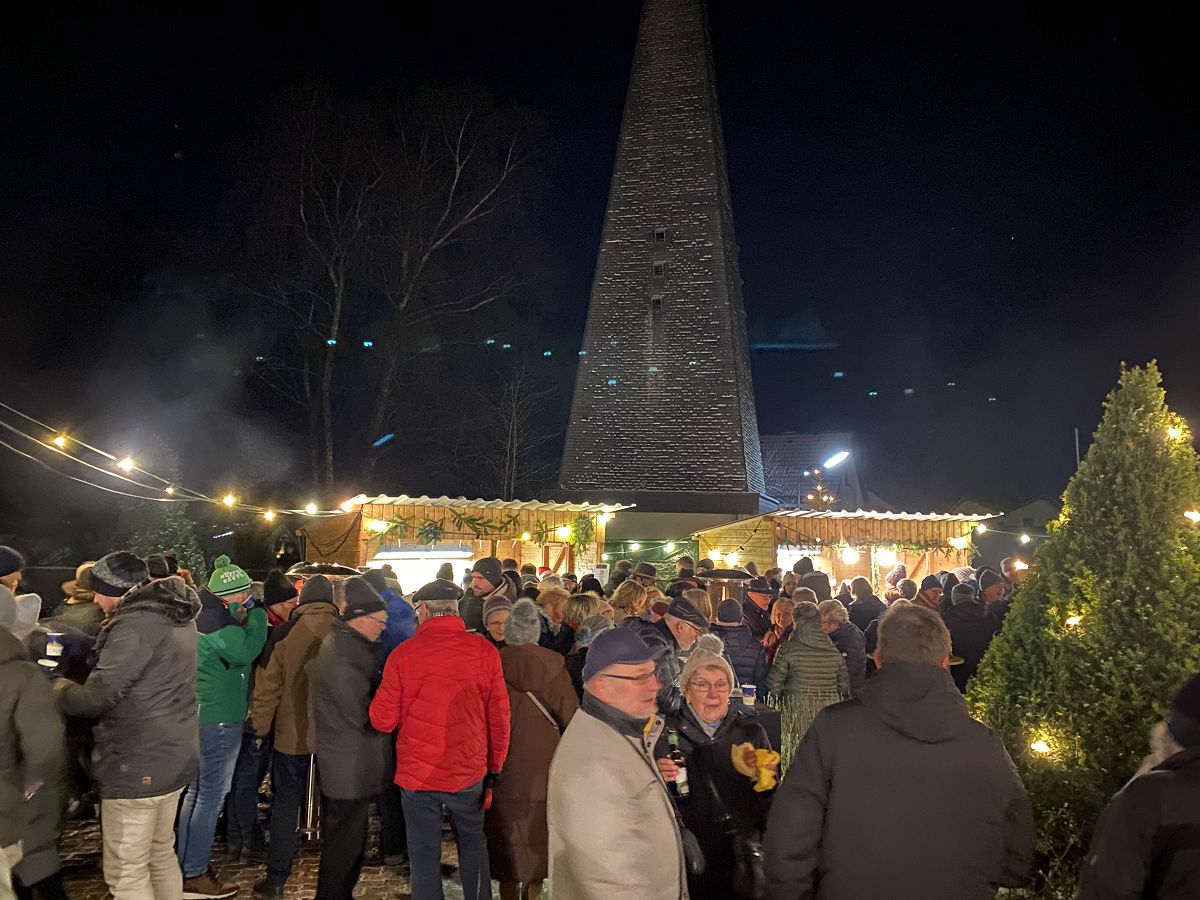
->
<box><xmin>759</xmin><ymin>432</ymin><xmax>857</xmax><ymax>507</ymax></box>
<box><xmin>344</xmin><ymin>494</ymin><xmax>632</xmax><ymax>514</ymax></box>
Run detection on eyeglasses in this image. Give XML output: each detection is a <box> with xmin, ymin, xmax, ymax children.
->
<box><xmin>600</xmin><ymin>670</ymin><xmax>659</xmax><ymax>683</ymax></box>
<box><xmin>689</xmin><ymin>680</ymin><xmax>731</xmax><ymax>694</ymax></box>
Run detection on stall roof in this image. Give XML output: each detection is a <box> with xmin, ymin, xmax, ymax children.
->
<box><xmin>691</xmin><ymin>508</ymin><xmax>998</xmax><ymax>537</ymax></box>
<box><xmin>344</xmin><ymin>494</ymin><xmax>633</xmax><ymax>514</ymax></box>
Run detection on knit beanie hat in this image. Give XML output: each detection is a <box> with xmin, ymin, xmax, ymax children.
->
<box><xmin>342</xmin><ymin>577</ymin><xmax>386</xmax><ymax>621</ymax></box>
<box><xmin>952</xmin><ymin>566</ymin><xmax>975</xmax><ymax>583</ymax></box>
<box><xmin>0</xmin><ymin>546</ymin><xmax>25</xmax><ymax>578</ymax></box>
<box><xmin>951</xmin><ymin>582</ymin><xmax>977</xmax><ymax>605</ymax></box>
<box><xmin>208</xmin><ymin>555</ymin><xmax>252</xmax><ymax>597</ymax></box>
<box><xmin>436</xmin><ymin>562</ymin><xmax>455</xmax><ymax>582</ymax></box>
<box><xmin>793</xmin><ymin>556</ymin><xmax>815</xmax><ymax>576</ymax></box>
<box><xmin>299</xmin><ymin>574</ymin><xmax>334</xmax><ymax>605</ymax></box>
<box><xmin>576</xmin><ymin>613</ymin><xmax>614</xmax><ymax>648</ymax></box>
<box><xmin>1168</xmin><ymin>672</ymin><xmax>1200</xmax><ymax>748</ymax></box>
<box><xmin>263</xmin><ymin>569</ymin><xmax>299</xmax><ymax>606</ymax></box>
<box><xmin>541</xmin><ymin>573</ymin><xmax>564</xmax><ymax>589</ymax></box>
<box><xmin>146</xmin><ymin>553</ymin><xmax>173</xmax><ymax>579</ymax></box>
<box><xmin>716</xmin><ymin>598</ymin><xmax>744</xmax><ymax>624</ymax></box>
<box><xmin>578</xmin><ymin>575</ymin><xmax>604</xmax><ymax>595</ymax></box>
<box><xmin>681</xmin><ymin>643</ymin><xmax>736</xmax><ymax>692</ymax></box>
<box><xmin>471</xmin><ymin>557</ymin><xmax>503</xmax><ymax>589</ymax></box>
<box><xmin>920</xmin><ymin>574</ymin><xmax>942</xmax><ymax>592</ymax></box>
<box><xmin>483</xmin><ymin>595</ymin><xmax>514</xmax><ymax>624</ymax></box>
<box><xmin>91</xmin><ymin>551</ymin><xmax>149</xmax><ymax>597</ymax></box>
<box><xmin>505</xmin><ymin>598</ymin><xmax>542</xmax><ymax>646</ymax></box>
<box><xmin>979</xmin><ymin>569</ymin><xmax>1005</xmax><ymax>593</ymax></box>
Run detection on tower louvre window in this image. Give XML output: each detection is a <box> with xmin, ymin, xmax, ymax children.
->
<box><xmin>653</xmin><ymin>227</ymin><xmax>667</xmax><ymax>243</ymax></box>
<box><xmin>652</xmin><ymin>261</ymin><xmax>665</xmax><ymax>277</ymax></box>
<box><xmin>651</xmin><ymin>294</ymin><xmax>664</xmax><ymax>315</ymax></box>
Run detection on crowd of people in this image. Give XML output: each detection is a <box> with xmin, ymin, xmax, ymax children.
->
<box><xmin>2</xmin><ymin>543</ymin><xmax>1199</xmax><ymax>899</ymax></box>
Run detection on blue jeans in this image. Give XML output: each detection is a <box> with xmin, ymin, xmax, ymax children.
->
<box><xmin>401</xmin><ymin>780</ymin><xmax>490</xmax><ymax>900</ymax></box>
<box><xmin>176</xmin><ymin>722</ymin><xmax>243</xmax><ymax>878</ymax></box>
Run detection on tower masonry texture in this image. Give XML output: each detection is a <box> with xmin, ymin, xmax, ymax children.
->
<box><xmin>559</xmin><ymin>0</ymin><xmax>766</xmax><ymax>505</ymax></box>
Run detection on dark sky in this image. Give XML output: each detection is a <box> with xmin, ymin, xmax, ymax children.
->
<box><xmin>3</xmin><ymin>1</ymin><xmax>1199</xmax><ymax>516</ymax></box>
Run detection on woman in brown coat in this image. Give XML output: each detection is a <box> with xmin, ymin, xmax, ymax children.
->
<box><xmin>487</xmin><ymin>598</ymin><xmax>579</xmax><ymax>900</ymax></box>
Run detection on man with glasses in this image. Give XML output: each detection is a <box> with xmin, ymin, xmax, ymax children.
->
<box><xmin>548</xmin><ymin>628</ymin><xmax>687</xmax><ymax>899</ymax></box>
<box><xmin>308</xmin><ymin>577</ymin><xmax>390</xmax><ymax>900</ymax></box>
<box><xmin>369</xmin><ymin>578</ymin><xmax>510</xmax><ymax>900</ymax></box>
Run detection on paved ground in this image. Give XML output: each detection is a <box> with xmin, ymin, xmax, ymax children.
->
<box><xmin>58</xmin><ymin>811</ymin><xmax>507</xmax><ymax>900</ymax></box>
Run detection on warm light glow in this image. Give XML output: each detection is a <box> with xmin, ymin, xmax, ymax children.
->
<box><xmin>948</xmin><ymin>536</ymin><xmax>969</xmax><ymax>551</ymax></box>
<box><xmin>222</xmin><ymin>494</ymin><xmax>236</xmax><ymax>507</ymax></box>
<box><xmin>1014</xmin><ymin>560</ymin><xmax>1030</xmax><ymax>571</ymax></box>
<box><xmin>52</xmin><ymin>435</ymin><xmax>67</xmax><ymax>448</ymax></box>
<box><xmin>975</xmin><ymin>523</ymin><xmax>988</xmax><ymax>533</ymax></box>
<box><xmin>1065</xmin><ymin>615</ymin><xmax>1081</xmax><ymax>627</ymax></box>
<box><xmin>629</xmin><ymin>542</ymin><xmax>641</xmax><ymax>552</ymax></box>
<box><xmin>367</xmin><ymin>518</ymin><xmax>390</xmax><ymax>533</ymax></box>
<box><xmin>597</xmin><ymin>512</ymin><xmax>611</xmax><ymax>525</ymax></box>
<box><xmin>304</xmin><ymin>503</ymin><xmax>318</xmax><ymax>515</ymax></box>
<box><xmin>875</xmin><ymin>547</ymin><xmax>897</xmax><ymax>567</ymax></box>
<box><xmin>1030</xmin><ymin>739</ymin><xmax>1052</xmax><ymax>755</ymax></box>
<box><xmin>711</xmin><ymin>550</ymin><xmax>724</xmax><ymax>564</ymax></box>
<box><xmin>1185</xmin><ymin>510</ymin><xmax>1200</xmax><ymax>523</ymax></box>
<box><xmin>520</xmin><ymin>532</ymin><xmax>532</xmax><ymax>542</ymax></box>
<box><xmin>806</xmin><ymin>493</ymin><xmax>815</xmax><ymax>501</ymax></box>
<box><xmin>664</xmin><ymin>541</ymin><xmax>676</xmax><ymax>553</ymax></box>
<box><xmin>840</xmin><ymin>547</ymin><xmax>861</xmax><ymax>564</ymax></box>
<box><xmin>263</xmin><ymin>510</ymin><xmax>276</xmax><ymax>522</ymax></box>
<box><xmin>823</xmin><ymin>450</ymin><xmax>850</xmax><ymax>469</ymax></box>
<box><xmin>1168</xmin><ymin>426</ymin><xmax>1183</xmax><ymax>439</ymax></box>
<box><xmin>725</xmin><ymin>551</ymin><xmax>740</xmax><ymax>566</ymax></box>
<box><xmin>601</xmin><ymin>553</ymin><xmax>610</xmax><ymax>561</ymax></box>
<box><xmin>1020</xmin><ymin>533</ymin><xmax>1032</xmax><ymax>544</ymax></box>
<box><xmin>117</xmin><ymin>457</ymin><xmax>135</xmax><ymax>472</ymax></box>
<box><xmin>555</xmin><ymin>525</ymin><xmax>572</xmax><ymax>540</ymax></box>
<box><xmin>339</xmin><ymin>499</ymin><xmax>357</xmax><ymax>512</ymax></box>
<box><xmin>164</xmin><ymin>485</ymin><xmax>176</xmax><ymax>495</ymax></box>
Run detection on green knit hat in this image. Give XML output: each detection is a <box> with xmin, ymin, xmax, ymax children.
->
<box><xmin>208</xmin><ymin>554</ymin><xmax>251</xmax><ymax>597</ymax></box>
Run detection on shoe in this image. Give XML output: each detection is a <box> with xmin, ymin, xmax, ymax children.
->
<box><xmin>253</xmin><ymin>879</ymin><xmax>285</xmax><ymax>900</ymax></box>
<box><xmin>182</xmin><ymin>871</ymin><xmax>239</xmax><ymax>899</ymax></box>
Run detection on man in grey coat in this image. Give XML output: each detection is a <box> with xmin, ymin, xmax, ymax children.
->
<box><xmin>764</xmin><ymin>604</ymin><xmax>1033</xmax><ymax>900</ymax></box>
<box><xmin>57</xmin><ymin>553</ymin><xmax>201</xmax><ymax>900</ymax></box>
<box><xmin>307</xmin><ymin>578</ymin><xmax>391</xmax><ymax>900</ymax></box>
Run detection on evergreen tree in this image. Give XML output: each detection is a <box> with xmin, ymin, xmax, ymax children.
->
<box><xmin>116</xmin><ymin>497</ymin><xmax>207</xmax><ymax>576</ymax></box>
<box><xmin>970</xmin><ymin>362</ymin><xmax>1200</xmax><ymax>896</ymax></box>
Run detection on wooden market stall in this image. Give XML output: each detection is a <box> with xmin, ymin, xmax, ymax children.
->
<box><xmin>693</xmin><ymin>508</ymin><xmax>997</xmax><ymax>592</ymax></box>
<box><xmin>299</xmin><ymin>494</ymin><xmax>630</xmax><ymax>582</ymax></box>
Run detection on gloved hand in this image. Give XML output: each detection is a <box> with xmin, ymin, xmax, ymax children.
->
<box><xmin>482</xmin><ymin>772</ymin><xmax>500</xmax><ymax>810</ymax></box>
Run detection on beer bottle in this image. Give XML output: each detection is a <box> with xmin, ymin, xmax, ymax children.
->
<box><xmin>668</xmin><ymin>730</ymin><xmax>690</xmax><ymax>797</ymax></box>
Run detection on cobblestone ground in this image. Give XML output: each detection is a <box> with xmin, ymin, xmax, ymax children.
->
<box><xmin>57</xmin><ymin>808</ymin><xmax>511</xmax><ymax>900</ymax></box>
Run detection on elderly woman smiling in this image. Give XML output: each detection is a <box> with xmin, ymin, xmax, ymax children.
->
<box><xmin>654</xmin><ymin>637</ymin><xmax>777</xmax><ymax>900</ymax></box>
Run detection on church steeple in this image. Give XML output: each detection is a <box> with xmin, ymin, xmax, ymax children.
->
<box><xmin>559</xmin><ymin>0</ymin><xmax>765</xmax><ymax>504</ymax></box>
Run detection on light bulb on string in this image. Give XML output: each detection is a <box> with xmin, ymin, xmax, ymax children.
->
<box><xmin>840</xmin><ymin>546</ymin><xmax>860</xmax><ymax>564</ymax></box>
<box><xmin>629</xmin><ymin>542</ymin><xmax>641</xmax><ymax>552</ymax></box>
<box><xmin>222</xmin><ymin>494</ymin><xmax>237</xmax><ymax>507</ymax></box>
<box><xmin>117</xmin><ymin>457</ymin><xmax>135</xmax><ymax>472</ymax></box>
<box><xmin>52</xmin><ymin>435</ymin><xmax>67</xmax><ymax>449</ymax></box>
<box><xmin>975</xmin><ymin>523</ymin><xmax>988</xmax><ymax>533</ymax></box>
<box><xmin>1020</xmin><ymin>533</ymin><xmax>1032</xmax><ymax>545</ymax></box>
<box><xmin>520</xmin><ymin>532</ymin><xmax>532</xmax><ymax>542</ymax></box>
<box><xmin>263</xmin><ymin>510</ymin><xmax>276</xmax><ymax>522</ymax></box>
<box><xmin>725</xmin><ymin>551</ymin><xmax>740</xmax><ymax>566</ymax></box>
<box><xmin>664</xmin><ymin>541</ymin><xmax>676</xmax><ymax>553</ymax></box>
<box><xmin>875</xmin><ymin>547</ymin><xmax>897</xmax><ymax>567</ymax></box>
<box><xmin>597</xmin><ymin>512</ymin><xmax>611</xmax><ymax>525</ymax></box>
<box><xmin>948</xmin><ymin>536</ymin><xmax>969</xmax><ymax>551</ymax></box>
<box><xmin>367</xmin><ymin>518</ymin><xmax>390</xmax><ymax>533</ymax></box>
<box><xmin>164</xmin><ymin>485</ymin><xmax>176</xmax><ymax>495</ymax></box>
<box><xmin>304</xmin><ymin>502</ymin><xmax>318</xmax><ymax>516</ymax></box>
<box><xmin>555</xmin><ymin>525</ymin><xmax>572</xmax><ymax>540</ymax></box>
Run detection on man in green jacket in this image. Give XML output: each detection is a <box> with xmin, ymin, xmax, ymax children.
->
<box><xmin>176</xmin><ymin>555</ymin><xmax>267</xmax><ymax>899</ymax></box>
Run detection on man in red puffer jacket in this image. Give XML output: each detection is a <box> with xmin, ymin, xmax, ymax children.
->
<box><xmin>369</xmin><ymin>578</ymin><xmax>510</xmax><ymax>900</ymax></box>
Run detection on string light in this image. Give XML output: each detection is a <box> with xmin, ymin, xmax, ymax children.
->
<box><xmin>263</xmin><ymin>510</ymin><xmax>276</xmax><ymax>522</ymax></box>
<box><xmin>664</xmin><ymin>541</ymin><xmax>676</xmax><ymax>553</ymax></box>
<box><xmin>117</xmin><ymin>457</ymin><xmax>135</xmax><ymax>472</ymax></box>
<box><xmin>1014</xmin><ymin>560</ymin><xmax>1030</xmax><ymax>571</ymax></box>
<box><xmin>711</xmin><ymin>550</ymin><xmax>724</xmax><ymax>564</ymax></box>
<box><xmin>725</xmin><ymin>551</ymin><xmax>740</xmax><ymax>565</ymax></box>
<box><xmin>875</xmin><ymin>547</ymin><xmax>897</xmax><ymax>567</ymax></box>
<box><xmin>948</xmin><ymin>536</ymin><xmax>969</xmax><ymax>551</ymax></box>
<box><xmin>222</xmin><ymin>494</ymin><xmax>237</xmax><ymax>507</ymax></box>
<box><xmin>1168</xmin><ymin>426</ymin><xmax>1183</xmax><ymax>439</ymax></box>
<box><xmin>629</xmin><ymin>542</ymin><xmax>641</xmax><ymax>552</ymax></box>
<box><xmin>840</xmin><ymin>547</ymin><xmax>860</xmax><ymax>564</ymax></box>
<box><xmin>555</xmin><ymin>525</ymin><xmax>571</xmax><ymax>540</ymax></box>
<box><xmin>520</xmin><ymin>532</ymin><xmax>532</xmax><ymax>542</ymax></box>
<box><xmin>304</xmin><ymin>503</ymin><xmax>318</xmax><ymax>516</ymax></box>
<box><xmin>975</xmin><ymin>523</ymin><xmax>988</xmax><ymax>533</ymax></box>
<box><xmin>1020</xmin><ymin>533</ymin><xmax>1032</xmax><ymax>544</ymax></box>
<box><xmin>339</xmin><ymin>499</ymin><xmax>357</xmax><ymax>512</ymax></box>
<box><xmin>1185</xmin><ymin>511</ymin><xmax>1200</xmax><ymax>523</ymax></box>
<box><xmin>52</xmin><ymin>435</ymin><xmax>67</xmax><ymax>448</ymax></box>
<box><xmin>597</xmin><ymin>512</ymin><xmax>611</xmax><ymax>525</ymax></box>
<box><xmin>601</xmin><ymin>553</ymin><xmax>609</xmax><ymax>561</ymax></box>
<box><xmin>366</xmin><ymin>518</ymin><xmax>390</xmax><ymax>533</ymax></box>
<box><xmin>164</xmin><ymin>485</ymin><xmax>176</xmax><ymax>495</ymax></box>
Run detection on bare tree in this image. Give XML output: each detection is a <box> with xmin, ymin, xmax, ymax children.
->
<box><xmin>487</xmin><ymin>359</ymin><xmax>557</xmax><ymax>498</ymax></box>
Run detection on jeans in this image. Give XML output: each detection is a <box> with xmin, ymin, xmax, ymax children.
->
<box><xmin>175</xmin><ymin>722</ymin><xmax>243</xmax><ymax>879</ymax></box>
<box><xmin>225</xmin><ymin>732</ymin><xmax>272</xmax><ymax>850</ymax></box>
<box><xmin>401</xmin><ymin>780</ymin><xmax>490</xmax><ymax>900</ymax></box>
<box><xmin>315</xmin><ymin>796</ymin><xmax>370</xmax><ymax>900</ymax></box>
<box><xmin>101</xmin><ymin>788</ymin><xmax>185</xmax><ymax>900</ymax></box>
<box><xmin>264</xmin><ymin>752</ymin><xmax>311</xmax><ymax>886</ymax></box>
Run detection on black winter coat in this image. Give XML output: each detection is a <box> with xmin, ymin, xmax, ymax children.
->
<box><xmin>654</xmin><ymin>704</ymin><xmax>774</xmax><ymax>900</ymax></box>
<box><xmin>942</xmin><ymin>601</ymin><xmax>1000</xmax><ymax>693</ymax></box>
<box><xmin>711</xmin><ymin>623</ymin><xmax>769</xmax><ymax>695</ymax></box>
<box><xmin>848</xmin><ymin>594</ymin><xmax>887</xmax><ymax>633</ymax></box>
<box><xmin>1076</xmin><ymin>745</ymin><xmax>1200</xmax><ymax>900</ymax></box>
<box><xmin>307</xmin><ymin>620</ymin><xmax>390</xmax><ymax>799</ymax></box>
<box><xmin>742</xmin><ymin>600</ymin><xmax>772</xmax><ymax>640</ymax></box>
<box><xmin>764</xmin><ymin>662</ymin><xmax>1033</xmax><ymax>900</ymax></box>
<box><xmin>828</xmin><ymin>621</ymin><xmax>867</xmax><ymax>696</ymax></box>
<box><xmin>57</xmin><ymin>577</ymin><xmax>200</xmax><ymax>799</ymax></box>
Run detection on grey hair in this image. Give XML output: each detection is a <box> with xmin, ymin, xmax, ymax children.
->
<box><xmin>1132</xmin><ymin>721</ymin><xmax>1184</xmax><ymax>781</ymax></box>
<box><xmin>423</xmin><ymin>598</ymin><xmax>460</xmax><ymax>618</ymax></box>
<box><xmin>817</xmin><ymin>599</ymin><xmax>849</xmax><ymax>625</ymax></box>
<box><xmin>897</xmin><ymin>579</ymin><xmax>918</xmax><ymax>600</ymax></box>
<box><xmin>792</xmin><ymin>600</ymin><xmax>820</xmax><ymax>626</ymax></box>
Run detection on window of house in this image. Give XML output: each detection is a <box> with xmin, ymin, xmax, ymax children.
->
<box><xmin>653</xmin><ymin>227</ymin><xmax>667</xmax><ymax>242</ymax></box>
<box><xmin>652</xmin><ymin>261</ymin><xmax>665</xmax><ymax>277</ymax></box>
<box><xmin>651</xmin><ymin>294</ymin><xmax>664</xmax><ymax>315</ymax></box>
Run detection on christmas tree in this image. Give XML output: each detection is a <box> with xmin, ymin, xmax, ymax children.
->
<box><xmin>969</xmin><ymin>362</ymin><xmax>1200</xmax><ymax>896</ymax></box>
<box><xmin>113</xmin><ymin>438</ymin><xmax>207</xmax><ymax>575</ymax></box>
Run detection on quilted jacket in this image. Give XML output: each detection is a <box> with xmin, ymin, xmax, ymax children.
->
<box><xmin>369</xmin><ymin>614</ymin><xmax>510</xmax><ymax>792</ymax></box>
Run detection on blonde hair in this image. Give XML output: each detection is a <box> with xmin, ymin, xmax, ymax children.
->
<box><xmin>682</xmin><ymin>588</ymin><xmax>712</xmax><ymax>620</ymax></box>
<box><xmin>610</xmin><ymin>580</ymin><xmax>647</xmax><ymax>616</ymax></box>
<box><xmin>563</xmin><ymin>592</ymin><xmax>601</xmax><ymax>629</ymax></box>
<box><xmin>537</xmin><ymin>586</ymin><xmax>571</xmax><ymax>616</ymax></box>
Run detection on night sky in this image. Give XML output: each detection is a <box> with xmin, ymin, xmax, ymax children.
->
<box><xmin>4</xmin><ymin>1</ymin><xmax>1199</xmax><ymax>522</ymax></box>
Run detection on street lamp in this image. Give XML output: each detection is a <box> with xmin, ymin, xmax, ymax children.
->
<box><xmin>823</xmin><ymin>450</ymin><xmax>850</xmax><ymax>469</ymax></box>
